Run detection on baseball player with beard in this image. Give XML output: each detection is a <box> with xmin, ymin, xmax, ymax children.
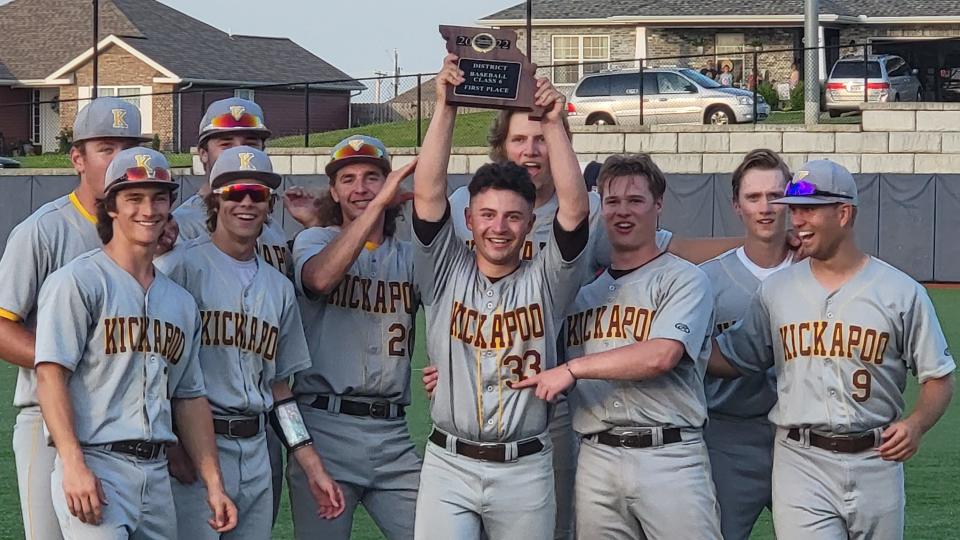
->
<box><xmin>158</xmin><ymin>146</ymin><xmax>345</xmax><ymax>539</ymax></box>
<box><xmin>35</xmin><ymin>147</ymin><xmax>236</xmax><ymax>538</ymax></box>
<box><xmin>709</xmin><ymin>160</ymin><xmax>955</xmax><ymax>540</ymax></box>
<box><xmin>288</xmin><ymin>136</ymin><xmax>420</xmax><ymax>540</ymax></box>
<box><xmin>0</xmin><ymin>97</ymin><xmax>151</xmax><ymax>540</ymax></box>
<box><xmin>411</xmin><ymin>55</ymin><xmax>590</xmax><ymax>540</ymax></box>
<box><xmin>699</xmin><ymin>149</ymin><xmax>795</xmax><ymax>540</ymax></box>
<box><xmin>515</xmin><ymin>154</ymin><xmax>721</xmax><ymax>540</ymax></box>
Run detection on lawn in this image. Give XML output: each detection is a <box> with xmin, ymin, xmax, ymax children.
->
<box><xmin>1</xmin><ymin>290</ymin><xmax>957</xmax><ymax>539</ymax></box>
<box><xmin>270</xmin><ymin>111</ymin><xmax>497</xmax><ymax>148</ymax></box>
<box><xmin>9</xmin><ymin>153</ymin><xmax>193</xmax><ymax>169</ymax></box>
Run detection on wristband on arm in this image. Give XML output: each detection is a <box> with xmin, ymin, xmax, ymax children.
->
<box><xmin>269</xmin><ymin>398</ymin><xmax>313</xmax><ymax>451</ymax></box>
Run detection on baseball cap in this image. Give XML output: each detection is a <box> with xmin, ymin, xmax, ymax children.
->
<box><xmin>198</xmin><ymin>98</ymin><xmax>271</xmax><ymax>145</ymax></box>
<box><xmin>73</xmin><ymin>97</ymin><xmax>152</xmax><ymax>144</ymax></box>
<box><xmin>104</xmin><ymin>148</ymin><xmax>177</xmax><ymax>195</ymax></box>
<box><xmin>208</xmin><ymin>146</ymin><xmax>281</xmax><ymax>190</ymax></box>
<box><xmin>774</xmin><ymin>160</ymin><xmax>859</xmax><ymax>207</ymax></box>
<box><xmin>325</xmin><ymin>135</ymin><xmax>391</xmax><ymax>178</ymax></box>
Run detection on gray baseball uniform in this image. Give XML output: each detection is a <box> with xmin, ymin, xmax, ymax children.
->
<box><xmin>699</xmin><ymin>248</ymin><xmax>784</xmax><ymax>540</ymax></box>
<box><xmin>566</xmin><ymin>253</ymin><xmax>721</xmax><ymax>540</ymax></box>
<box><xmin>412</xmin><ymin>207</ymin><xmax>587</xmax><ymax>540</ymax></box>
<box><xmin>35</xmin><ymin>248</ymin><xmax>205</xmax><ymax>540</ymax></box>
<box><xmin>174</xmin><ymin>193</ymin><xmax>291</xmax><ymax>276</ymax></box>
<box><xmin>448</xmin><ymin>186</ymin><xmax>671</xmax><ymax>539</ymax></box>
<box><xmin>0</xmin><ymin>193</ymin><xmax>100</xmax><ymax>540</ymax></box>
<box><xmin>157</xmin><ymin>236</ymin><xmax>311</xmax><ymax>539</ymax></box>
<box><xmin>717</xmin><ymin>257</ymin><xmax>956</xmax><ymax>540</ymax></box>
<box><xmin>290</xmin><ymin>226</ymin><xmax>422</xmax><ymax>540</ymax></box>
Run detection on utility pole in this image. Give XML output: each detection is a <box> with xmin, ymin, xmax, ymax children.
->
<box><xmin>525</xmin><ymin>0</ymin><xmax>532</xmax><ymax>59</ymax></box>
<box><xmin>374</xmin><ymin>71</ymin><xmax>387</xmax><ymax>104</ymax></box>
<box><xmin>393</xmin><ymin>49</ymin><xmax>400</xmax><ymax>100</ymax></box>
<box><xmin>92</xmin><ymin>0</ymin><xmax>99</xmax><ymax>97</ymax></box>
<box><xmin>804</xmin><ymin>0</ymin><xmax>820</xmax><ymax>124</ymax></box>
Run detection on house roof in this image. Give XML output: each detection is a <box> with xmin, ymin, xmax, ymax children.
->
<box><xmin>0</xmin><ymin>0</ymin><xmax>363</xmax><ymax>90</ymax></box>
<box><xmin>481</xmin><ymin>0</ymin><xmax>960</xmax><ymax>22</ymax></box>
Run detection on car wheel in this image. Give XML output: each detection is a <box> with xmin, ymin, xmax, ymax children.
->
<box><xmin>706</xmin><ymin>106</ymin><xmax>733</xmax><ymax>125</ymax></box>
<box><xmin>829</xmin><ymin>110</ymin><xmax>842</xmax><ymax>118</ymax></box>
<box><xmin>917</xmin><ymin>89</ymin><xmax>924</xmax><ymax>102</ymax></box>
<box><xmin>894</xmin><ymin>94</ymin><xmax>900</xmax><ymax>102</ymax></box>
<box><xmin>587</xmin><ymin>113</ymin><xmax>615</xmax><ymax>126</ymax></box>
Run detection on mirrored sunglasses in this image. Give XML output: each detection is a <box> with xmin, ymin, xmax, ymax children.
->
<box><xmin>206</xmin><ymin>111</ymin><xmax>265</xmax><ymax>130</ymax></box>
<box><xmin>121</xmin><ymin>166</ymin><xmax>171</xmax><ymax>182</ymax></box>
<box><xmin>213</xmin><ymin>183</ymin><xmax>274</xmax><ymax>203</ymax></box>
<box><xmin>332</xmin><ymin>142</ymin><xmax>384</xmax><ymax>161</ymax></box>
<box><xmin>784</xmin><ymin>180</ymin><xmax>852</xmax><ymax>200</ymax></box>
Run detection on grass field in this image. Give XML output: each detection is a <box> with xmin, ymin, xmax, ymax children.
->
<box><xmin>1</xmin><ymin>289</ymin><xmax>957</xmax><ymax>539</ymax></box>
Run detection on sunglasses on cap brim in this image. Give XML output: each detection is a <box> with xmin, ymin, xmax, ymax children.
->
<box><xmin>205</xmin><ymin>111</ymin><xmax>266</xmax><ymax>130</ymax></box>
<box><xmin>213</xmin><ymin>183</ymin><xmax>275</xmax><ymax>203</ymax></box>
<box><xmin>332</xmin><ymin>142</ymin><xmax>385</xmax><ymax>161</ymax></box>
<box><xmin>784</xmin><ymin>180</ymin><xmax>853</xmax><ymax>200</ymax></box>
<box><xmin>120</xmin><ymin>166</ymin><xmax>172</xmax><ymax>182</ymax></box>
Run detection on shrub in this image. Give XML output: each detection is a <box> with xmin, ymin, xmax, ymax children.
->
<box><xmin>790</xmin><ymin>84</ymin><xmax>804</xmax><ymax>111</ymax></box>
<box><xmin>56</xmin><ymin>127</ymin><xmax>73</xmax><ymax>153</ymax></box>
<box><xmin>757</xmin><ymin>82</ymin><xmax>779</xmax><ymax>111</ymax></box>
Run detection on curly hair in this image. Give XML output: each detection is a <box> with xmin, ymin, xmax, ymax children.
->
<box><xmin>314</xmin><ymin>188</ymin><xmax>401</xmax><ymax>237</ymax></box>
<box><xmin>487</xmin><ymin>110</ymin><xmax>572</xmax><ymax>163</ymax></box>
<box><xmin>468</xmin><ymin>162</ymin><xmax>536</xmax><ymax>205</ymax></box>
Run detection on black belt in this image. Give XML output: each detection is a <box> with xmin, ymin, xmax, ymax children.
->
<box><xmin>309</xmin><ymin>395</ymin><xmax>405</xmax><ymax>419</ymax></box>
<box><xmin>107</xmin><ymin>440</ymin><xmax>165</xmax><ymax>460</ymax></box>
<box><xmin>213</xmin><ymin>416</ymin><xmax>263</xmax><ymax>438</ymax></box>
<box><xmin>788</xmin><ymin>428</ymin><xmax>876</xmax><ymax>454</ymax></box>
<box><xmin>428</xmin><ymin>428</ymin><xmax>544</xmax><ymax>463</ymax></box>
<box><xmin>594</xmin><ymin>427</ymin><xmax>682</xmax><ymax>449</ymax></box>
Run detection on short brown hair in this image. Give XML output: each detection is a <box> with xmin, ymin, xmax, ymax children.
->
<box><xmin>731</xmin><ymin>149</ymin><xmax>791</xmax><ymax>199</ymax></box>
<box><xmin>596</xmin><ymin>153</ymin><xmax>667</xmax><ymax>200</ymax></box>
<box><xmin>487</xmin><ymin>110</ymin><xmax>572</xmax><ymax>162</ymax></box>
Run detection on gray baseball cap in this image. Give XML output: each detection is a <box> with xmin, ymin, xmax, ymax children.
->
<box><xmin>774</xmin><ymin>160</ymin><xmax>859</xmax><ymax>206</ymax></box>
<box><xmin>104</xmin><ymin>148</ymin><xmax>176</xmax><ymax>195</ymax></box>
<box><xmin>73</xmin><ymin>97</ymin><xmax>151</xmax><ymax>144</ymax></box>
<box><xmin>198</xmin><ymin>98</ymin><xmax>271</xmax><ymax>144</ymax></box>
<box><xmin>208</xmin><ymin>146</ymin><xmax>281</xmax><ymax>190</ymax></box>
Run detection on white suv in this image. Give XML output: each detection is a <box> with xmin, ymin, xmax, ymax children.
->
<box><xmin>825</xmin><ymin>55</ymin><xmax>922</xmax><ymax>117</ymax></box>
<box><xmin>566</xmin><ymin>67</ymin><xmax>770</xmax><ymax>126</ymax></box>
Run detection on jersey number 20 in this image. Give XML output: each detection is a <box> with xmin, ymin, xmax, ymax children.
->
<box><xmin>388</xmin><ymin>323</ymin><xmax>414</xmax><ymax>358</ymax></box>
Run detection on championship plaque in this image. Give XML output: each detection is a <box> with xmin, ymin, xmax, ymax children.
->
<box><xmin>439</xmin><ymin>25</ymin><xmax>544</xmax><ymax>117</ymax></box>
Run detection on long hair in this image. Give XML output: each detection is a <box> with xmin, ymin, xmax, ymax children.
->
<box><xmin>315</xmin><ymin>188</ymin><xmax>400</xmax><ymax>236</ymax></box>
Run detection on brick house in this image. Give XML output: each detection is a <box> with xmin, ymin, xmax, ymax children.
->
<box><xmin>0</xmin><ymin>0</ymin><xmax>363</xmax><ymax>154</ymax></box>
<box><xmin>481</xmin><ymin>1</ymin><xmax>960</xmax><ymax>96</ymax></box>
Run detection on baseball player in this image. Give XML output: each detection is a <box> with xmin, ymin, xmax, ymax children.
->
<box><xmin>411</xmin><ymin>56</ymin><xmax>590</xmax><ymax>540</ymax></box>
<box><xmin>0</xmin><ymin>97</ymin><xmax>151</xmax><ymax>540</ymax></box>
<box><xmin>288</xmin><ymin>135</ymin><xmax>420</xmax><ymax>540</ymax></box>
<box><xmin>157</xmin><ymin>146</ymin><xmax>345</xmax><ymax>539</ymax></box>
<box><xmin>515</xmin><ymin>153</ymin><xmax>722</xmax><ymax>540</ymax></box>
<box><xmin>169</xmin><ymin>97</ymin><xmax>291</xmax><ymax>520</ymax></box>
<box><xmin>699</xmin><ymin>149</ymin><xmax>794</xmax><ymax>540</ymax></box>
<box><xmin>173</xmin><ymin>97</ymin><xmax>290</xmax><ymax>275</ymax></box>
<box><xmin>709</xmin><ymin>160</ymin><xmax>956</xmax><ymax>540</ymax></box>
<box><xmin>34</xmin><ymin>147</ymin><xmax>237</xmax><ymax>538</ymax></box>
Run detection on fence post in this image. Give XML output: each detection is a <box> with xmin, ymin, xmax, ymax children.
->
<box><xmin>416</xmin><ymin>74</ymin><xmax>423</xmax><ymax>147</ymax></box>
<box><xmin>752</xmin><ymin>50</ymin><xmax>759</xmax><ymax>124</ymax></box>
<box><xmin>200</xmin><ymin>89</ymin><xmax>207</xmax><ymax>112</ymax></box>
<box><xmin>303</xmin><ymin>84</ymin><xmax>310</xmax><ymax>148</ymax></box>
<box><xmin>863</xmin><ymin>43</ymin><xmax>869</xmax><ymax>104</ymax></box>
<box><xmin>639</xmin><ymin>62</ymin><xmax>645</xmax><ymax>126</ymax></box>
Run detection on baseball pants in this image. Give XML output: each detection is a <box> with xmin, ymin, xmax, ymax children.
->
<box><xmin>172</xmin><ymin>430</ymin><xmax>272</xmax><ymax>540</ymax></box>
<box><xmin>267</xmin><ymin>427</ymin><xmax>284</xmax><ymax>523</ymax></box>
<box><xmin>414</xmin><ymin>432</ymin><xmax>555</xmax><ymax>540</ymax></box>
<box><xmin>288</xmin><ymin>404</ymin><xmax>421</xmax><ymax>540</ymax></box>
<box><xmin>51</xmin><ymin>447</ymin><xmax>174</xmax><ymax>540</ymax></box>
<box><xmin>549</xmin><ymin>399</ymin><xmax>577</xmax><ymax>540</ymax></box>
<box><xmin>13</xmin><ymin>406</ymin><xmax>63</xmax><ymax>540</ymax></box>
<box><xmin>704</xmin><ymin>414</ymin><xmax>775</xmax><ymax>540</ymax></box>
<box><xmin>772</xmin><ymin>427</ymin><xmax>904</xmax><ymax>540</ymax></box>
<box><xmin>575</xmin><ymin>429</ymin><xmax>722</xmax><ymax>540</ymax></box>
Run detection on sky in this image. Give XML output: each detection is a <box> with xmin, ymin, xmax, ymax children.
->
<box><xmin>163</xmin><ymin>0</ymin><xmax>520</xmax><ymax>78</ymax></box>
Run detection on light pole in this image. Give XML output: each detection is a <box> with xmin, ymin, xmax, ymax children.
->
<box><xmin>804</xmin><ymin>0</ymin><xmax>820</xmax><ymax>124</ymax></box>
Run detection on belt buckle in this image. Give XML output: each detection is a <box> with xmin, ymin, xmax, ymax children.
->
<box><xmin>369</xmin><ymin>401</ymin><xmax>390</xmax><ymax>419</ymax></box>
<box><xmin>226</xmin><ymin>418</ymin><xmax>245</xmax><ymax>438</ymax></box>
<box><xmin>618</xmin><ymin>430</ymin><xmax>643</xmax><ymax>448</ymax></box>
<box><xmin>476</xmin><ymin>443</ymin><xmax>502</xmax><ymax>462</ymax></box>
<box><xmin>133</xmin><ymin>441</ymin><xmax>155</xmax><ymax>459</ymax></box>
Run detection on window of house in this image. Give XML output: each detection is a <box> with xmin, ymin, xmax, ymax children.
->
<box><xmin>235</xmin><ymin>89</ymin><xmax>255</xmax><ymax>102</ymax></box>
<box><xmin>552</xmin><ymin>35</ymin><xmax>610</xmax><ymax>84</ymax></box>
<box><xmin>96</xmin><ymin>86</ymin><xmax>141</xmax><ymax>108</ymax></box>
<box><xmin>715</xmin><ymin>33</ymin><xmax>745</xmax><ymax>86</ymax></box>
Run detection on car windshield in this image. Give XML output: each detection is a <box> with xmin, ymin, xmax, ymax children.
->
<box><xmin>831</xmin><ymin>61</ymin><xmax>882</xmax><ymax>79</ymax></box>
<box><xmin>680</xmin><ymin>69</ymin><xmax>722</xmax><ymax>88</ymax></box>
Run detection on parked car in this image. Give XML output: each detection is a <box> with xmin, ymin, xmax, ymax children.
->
<box><xmin>566</xmin><ymin>67</ymin><xmax>770</xmax><ymax>126</ymax></box>
<box><xmin>0</xmin><ymin>157</ymin><xmax>21</xmax><ymax>168</ymax></box>
<box><xmin>825</xmin><ymin>54</ymin><xmax>922</xmax><ymax>117</ymax></box>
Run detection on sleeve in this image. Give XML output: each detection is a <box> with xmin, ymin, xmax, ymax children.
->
<box><xmin>537</xmin><ymin>217</ymin><xmax>590</xmax><ymax>320</ymax></box>
<box><xmin>171</xmin><ymin>202</ymin><xmax>208</xmax><ymax>242</ymax></box>
<box><xmin>715</xmin><ymin>286</ymin><xmax>775</xmax><ymax>375</ymax></box>
<box><xmin>273</xmin><ymin>285</ymin><xmax>312</xmax><ymax>381</ymax></box>
<box><xmin>171</xmin><ymin>305</ymin><xmax>206</xmax><ymax>399</ymax></box>
<box><xmin>903</xmin><ymin>285</ymin><xmax>956</xmax><ymax>383</ymax></box>
<box><xmin>153</xmin><ymin>244</ymin><xmax>187</xmax><ymax>284</ymax></box>
<box><xmin>655</xmin><ymin>228</ymin><xmax>673</xmax><ymax>252</ymax></box>
<box><xmin>647</xmin><ymin>267</ymin><xmax>715</xmax><ymax>360</ymax></box>
<box><xmin>0</xmin><ymin>221</ymin><xmax>47</xmax><ymax>321</ymax></box>
<box><xmin>34</xmin><ymin>268</ymin><xmax>94</xmax><ymax>371</ymax></box>
<box><xmin>291</xmin><ymin>227</ymin><xmax>340</xmax><ymax>300</ymax></box>
<box><xmin>412</xmin><ymin>204</ymin><xmax>472</xmax><ymax>306</ymax></box>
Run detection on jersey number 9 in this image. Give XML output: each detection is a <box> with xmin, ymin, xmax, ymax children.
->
<box><xmin>851</xmin><ymin>368</ymin><xmax>872</xmax><ymax>402</ymax></box>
